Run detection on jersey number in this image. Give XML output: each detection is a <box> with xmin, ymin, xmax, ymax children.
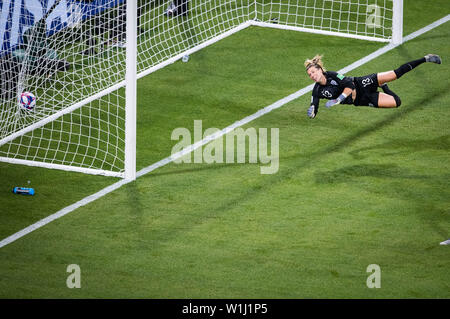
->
<box><xmin>322</xmin><ymin>90</ymin><xmax>332</xmax><ymax>98</ymax></box>
<box><xmin>362</xmin><ymin>77</ymin><xmax>374</xmax><ymax>87</ymax></box>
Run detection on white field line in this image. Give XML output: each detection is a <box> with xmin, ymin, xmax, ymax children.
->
<box><xmin>1</xmin><ymin>15</ymin><xmax>449</xmax><ymax>249</ymax></box>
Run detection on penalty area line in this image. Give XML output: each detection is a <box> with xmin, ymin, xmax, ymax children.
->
<box><xmin>1</xmin><ymin>14</ymin><xmax>449</xmax><ymax>249</ymax></box>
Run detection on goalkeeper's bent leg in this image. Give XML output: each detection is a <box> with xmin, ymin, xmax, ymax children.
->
<box><xmin>380</xmin><ymin>84</ymin><xmax>401</xmax><ymax>107</ymax></box>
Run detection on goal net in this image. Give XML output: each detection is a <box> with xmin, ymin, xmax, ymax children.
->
<box><xmin>0</xmin><ymin>0</ymin><xmax>401</xmax><ymax>178</ymax></box>
<box><xmin>254</xmin><ymin>0</ymin><xmax>397</xmax><ymax>42</ymax></box>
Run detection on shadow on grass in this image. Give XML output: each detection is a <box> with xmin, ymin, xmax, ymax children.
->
<box><xmin>348</xmin><ymin>135</ymin><xmax>450</xmax><ymax>160</ymax></box>
<box><xmin>314</xmin><ymin>163</ymin><xmax>432</xmax><ymax>184</ymax></box>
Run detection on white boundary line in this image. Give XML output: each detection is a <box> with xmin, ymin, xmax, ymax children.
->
<box><xmin>1</xmin><ymin>15</ymin><xmax>449</xmax><ymax>249</ymax></box>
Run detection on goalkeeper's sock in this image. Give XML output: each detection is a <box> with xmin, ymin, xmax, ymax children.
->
<box><xmin>380</xmin><ymin>84</ymin><xmax>401</xmax><ymax>107</ymax></box>
<box><xmin>394</xmin><ymin>57</ymin><xmax>426</xmax><ymax>79</ymax></box>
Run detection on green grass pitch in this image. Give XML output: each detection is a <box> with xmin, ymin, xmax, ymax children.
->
<box><xmin>0</xmin><ymin>0</ymin><xmax>449</xmax><ymax>298</ymax></box>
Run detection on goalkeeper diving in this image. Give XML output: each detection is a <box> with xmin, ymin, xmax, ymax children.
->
<box><xmin>305</xmin><ymin>54</ymin><xmax>442</xmax><ymax>118</ymax></box>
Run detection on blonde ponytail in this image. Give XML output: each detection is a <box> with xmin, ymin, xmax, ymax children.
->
<box><xmin>305</xmin><ymin>54</ymin><xmax>326</xmax><ymax>72</ymax></box>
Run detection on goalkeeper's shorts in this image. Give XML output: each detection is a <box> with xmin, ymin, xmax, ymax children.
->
<box><xmin>352</xmin><ymin>73</ymin><xmax>380</xmax><ymax>108</ymax></box>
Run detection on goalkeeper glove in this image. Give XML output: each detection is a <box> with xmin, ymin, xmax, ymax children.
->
<box><xmin>325</xmin><ymin>93</ymin><xmax>347</xmax><ymax>108</ymax></box>
<box><xmin>307</xmin><ymin>105</ymin><xmax>316</xmax><ymax>118</ymax></box>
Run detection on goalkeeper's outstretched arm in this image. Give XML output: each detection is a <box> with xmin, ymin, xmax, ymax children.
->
<box><xmin>307</xmin><ymin>84</ymin><xmax>320</xmax><ymax>118</ymax></box>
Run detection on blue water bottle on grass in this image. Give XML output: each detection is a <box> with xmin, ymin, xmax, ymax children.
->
<box><xmin>12</xmin><ymin>187</ymin><xmax>35</xmax><ymax>195</ymax></box>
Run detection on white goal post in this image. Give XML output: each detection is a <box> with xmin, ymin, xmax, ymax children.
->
<box><xmin>0</xmin><ymin>0</ymin><xmax>403</xmax><ymax>180</ymax></box>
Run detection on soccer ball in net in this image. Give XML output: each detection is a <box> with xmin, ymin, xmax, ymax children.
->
<box><xmin>19</xmin><ymin>92</ymin><xmax>36</xmax><ymax>111</ymax></box>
